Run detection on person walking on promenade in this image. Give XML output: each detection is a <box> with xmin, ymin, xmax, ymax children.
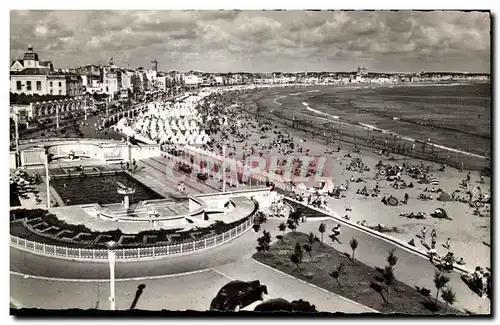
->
<box><xmin>446</xmin><ymin>237</ymin><xmax>451</xmax><ymax>250</ymax></box>
<box><xmin>481</xmin><ymin>273</ymin><xmax>489</xmax><ymax>298</ymax></box>
<box><xmin>429</xmin><ymin>242</ymin><xmax>437</xmax><ymax>262</ymax></box>
<box><xmin>431</xmin><ymin>230</ymin><xmax>437</xmax><ymax>249</ymax></box>
<box><xmin>331</xmin><ymin>224</ymin><xmax>342</xmax><ymax>244</ymax></box>
<box><xmin>421</xmin><ymin>227</ymin><xmax>427</xmax><ymax>242</ymax></box>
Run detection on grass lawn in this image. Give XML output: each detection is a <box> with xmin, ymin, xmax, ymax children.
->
<box><xmin>253</xmin><ymin>232</ymin><xmax>462</xmax><ymax>315</ymax></box>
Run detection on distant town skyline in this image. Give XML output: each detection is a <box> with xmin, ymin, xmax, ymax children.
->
<box><xmin>10</xmin><ymin>10</ymin><xmax>491</xmax><ymax>73</ymax></box>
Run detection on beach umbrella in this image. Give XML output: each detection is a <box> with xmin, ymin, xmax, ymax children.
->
<box><xmin>387</xmin><ymin>196</ymin><xmax>399</xmax><ymax>206</ymax></box>
<box><xmin>437</xmin><ymin>192</ymin><xmax>451</xmax><ymax>202</ymax></box>
<box><xmin>432</xmin><ymin>208</ymin><xmax>448</xmax><ymax>219</ymax></box>
<box><xmin>428</xmin><ymin>175</ymin><xmax>439</xmax><ymax>186</ymax></box>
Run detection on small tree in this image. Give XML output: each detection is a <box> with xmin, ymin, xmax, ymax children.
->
<box><xmin>307</xmin><ymin>232</ymin><xmax>318</xmax><ymax>255</ymax></box>
<box><xmin>382</xmin><ymin>265</ymin><xmax>395</xmax><ymax>304</ymax></box>
<box><xmin>258</xmin><ymin>212</ymin><xmax>268</xmax><ymax>224</ymax></box>
<box><xmin>387</xmin><ymin>249</ymin><xmax>398</xmax><ymax>268</ymax></box>
<box><xmin>289</xmin><ymin>210</ymin><xmax>301</xmax><ymax>226</ymax></box>
<box><xmin>349</xmin><ymin>237</ymin><xmax>359</xmax><ymax>260</ymax></box>
<box><xmin>294</xmin><ymin>242</ymin><xmax>303</xmax><ymax>263</ymax></box>
<box><xmin>433</xmin><ymin>271</ymin><xmax>450</xmax><ymax>309</ymax></box>
<box><xmin>276</xmin><ymin>234</ymin><xmax>284</xmax><ymax>243</ymax></box>
<box><xmin>329</xmin><ymin>262</ymin><xmax>345</xmax><ymax>287</ymax></box>
<box><xmin>287</xmin><ymin>219</ymin><xmax>297</xmax><ymax>233</ymax></box>
<box><xmin>441</xmin><ymin>286</ymin><xmax>457</xmax><ymax>314</ymax></box>
<box><xmin>256</xmin><ymin>230</ymin><xmax>272</xmax><ymax>253</ymax></box>
<box><xmin>291</xmin><ymin>253</ymin><xmax>300</xmax><ymax>270</ymax></box>
<box><xmin>278</xmin><ymin>222</ymin><xmax>287</xmax><ymax>235</ymax></box>
<box><xmin>303</xmin><ymin>244</ymin><xmax>312</xmax><ymax>257</ymax></box>
<box><xmin>308</xmin><ymin>232</ymin><xmax>316</xmax><ymax>246</ymax></box>
<box><xmin>386</xmin><ymin>249</ymin><xmax>398</xmax><ymax>291</ymax></box>
<box><xmin>318</xmin><ymin>222</ymin><xmax>326</xmax><ymax>244</ymax></box>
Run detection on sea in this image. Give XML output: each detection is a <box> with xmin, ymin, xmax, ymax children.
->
<box><xmin>275</xmin><ymin>82</ymin><xmax>491</xmax><ymax>157</ymax></box>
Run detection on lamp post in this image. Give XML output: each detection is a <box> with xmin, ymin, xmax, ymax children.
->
<box><xmin>84</xmin><ymin>96</ymin><xmax>88</xmax><ymax>121</ymax></box>
<box><xmin>44</xmin><ymin>154</ymin><xmax>50</xmax><ymax>209</ymax></box>
<box><xmin>222</xmin><ymin>145</ymin><xmax>226</xmax><ymax>193</ymax></box>
<box><xmin>106</xmin><ymin>240</ymin><xmax>117</xmax><ymax>310</ymax></box>
<box><xmin>56</xmin><ymin>103</ymin><xmax>60</xmax><ymax>129</ymax></box>
<box><xmin>14</xmin><ymin>110</ymin><xmax>20</xmax><ymax>164</ymax></box>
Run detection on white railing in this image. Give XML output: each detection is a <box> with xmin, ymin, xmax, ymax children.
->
<box><xmin>162</xmin><ymin>149</ymin><xmax>311</xmax><ymax>198</ymax></box>
<box><xmin>10</xmin><ymin>215</ymin><xmax>255</xmax><ymax>261</ymax></box>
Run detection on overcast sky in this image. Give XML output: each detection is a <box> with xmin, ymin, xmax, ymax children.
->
<box><xmin>10</xmin><ymin>10</ymin><xmax>491</xmax><ymax>73</ymax></box>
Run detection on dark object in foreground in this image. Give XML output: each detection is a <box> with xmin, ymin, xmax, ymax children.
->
<box><xmin>254</xmin><ymin>298</ymin><xmax>317</xmax><ymax>312</ymax></box>
<box><xmin>210</xmin><ymin>280</ymin><xmax>268</xmax><ymax>312</ymax></box>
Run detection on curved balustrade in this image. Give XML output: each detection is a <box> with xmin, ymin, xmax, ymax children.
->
<box><xmin>10</xmin><ymin>215</ymin><xmax>255</xmax><ymax>262</ymax></box>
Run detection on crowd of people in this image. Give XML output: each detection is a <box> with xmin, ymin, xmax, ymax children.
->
<box><xmin>125</xmin><ymin>86</ymin><xmax>490</xmax><ymax>297</ymax></box>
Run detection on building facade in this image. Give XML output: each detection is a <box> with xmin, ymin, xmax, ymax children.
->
<box><xmin>75</xmin><ymin>64</ymin><xmax>102</xmax><ymax>92</ymax></box>
<box><xmin>10</xmin><ymin>45</ymin><xmax>83</xmax><ymax>97</ymax></box>
<box><xmin>10</xmin><ymin>45</ymin><xmax>53</xmax><ymax>72</ymax></box>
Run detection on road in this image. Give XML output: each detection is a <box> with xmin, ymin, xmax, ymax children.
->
<box><xmin>10</xmin><ymin>214</ymin><xmax>490</xmax><ymax>314</ymax></box>
<box><xmin>10</xmin><ymin>265</ymin><xmax>374</xmax><ymax>313</ymax></box>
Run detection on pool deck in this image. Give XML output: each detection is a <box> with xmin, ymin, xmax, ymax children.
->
<box><xmin>11</xmin><ymin>157</ymin><xmax>261</xmax><ymax>234</ymax></box>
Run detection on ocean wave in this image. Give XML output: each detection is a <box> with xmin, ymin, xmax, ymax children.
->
<box><xmin>302</xmin><ymin>102</ymin><xmax>339</xmax><ymax>119</ymax></box>
<box><xmin>274</xmin><ymin>95</ymin><xmax>286</xmax><ymax>105</ymax></box>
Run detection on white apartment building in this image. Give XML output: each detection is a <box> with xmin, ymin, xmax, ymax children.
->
<box><xmin>184</xmin><ymin>73</ymin><xmax>200</xmax><ymax>86</ymax></box>
<box><xmin>157</xmin><ymin>75</ymin><xmax>167</xmax><ymax>92</ymax></box>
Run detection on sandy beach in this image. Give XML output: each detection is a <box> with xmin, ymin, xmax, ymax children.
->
<box><xmin>197</xmin><ymin>85</ymin><xmax>490</xmax><ymax>270</ymax></box>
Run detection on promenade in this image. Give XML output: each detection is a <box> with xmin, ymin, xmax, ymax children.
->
<box><xmin>10</xmin><ymin>216</ymin><xmax>490</xmax><ymax>314</ymax></box>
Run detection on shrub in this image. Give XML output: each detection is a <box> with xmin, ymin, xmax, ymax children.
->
<box><xmin>212</xmin><ymin>220</ymin><xmax>227</xmax><ymax>232</ymax></box>
<box><xmin>101</xmin><ymin>228</ymin><xmax>123</xmax><ymax>236</ymax></box>
<box><xmin>11</xmin><ymin>209</ymin><xmax>47</xmax><ymax>221</ymax></box>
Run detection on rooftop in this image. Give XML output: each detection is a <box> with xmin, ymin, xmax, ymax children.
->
<box><xmin>10</xmin><ymin>67</ymin><xmax>51</xmax><ymax>76</ymax></box>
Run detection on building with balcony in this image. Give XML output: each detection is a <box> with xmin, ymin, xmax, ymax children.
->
<box><xmin>47</xmin><ymin>73</ymin><xmax>83</xmax><ymax>96</ymax></box>
<box><xmin>102</xmin><ymin>58</ymin><xmax>122</xmax><ymax>97</ymax></box>
<box><xmin>75</xmin><ymin>64</ymin><xmax>102</xmax><ymax>92</ymax></box>
<box><xmin>157</xmin><ymin>74</ymin><xmax>167</xmax><ymax>92</ymax></box>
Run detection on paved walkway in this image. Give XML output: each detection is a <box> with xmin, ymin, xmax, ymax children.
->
<box><xmin>10</xmin><ymin>217</ymin><xmax>490</xmax><ymax>314</ymax></box>
<box><xmin>10</xmin><ymin>225</ymin><xmax>261</xmax><ymax>279</ymax></box>
<box><xmin>10</xmin><ymin>265</ymin><xmax>373</xmax><ymax>313</ymax></box>
<box><xmin>260</xmin><ymin>218</ymin><xmax>490</xmax><ymax>314</ymax></box>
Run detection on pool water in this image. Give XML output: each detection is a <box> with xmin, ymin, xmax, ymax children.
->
<box><xmin>51</xmin><ymin>172</ymin><xmax>164</xmax><ymax>205</ymax></box>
